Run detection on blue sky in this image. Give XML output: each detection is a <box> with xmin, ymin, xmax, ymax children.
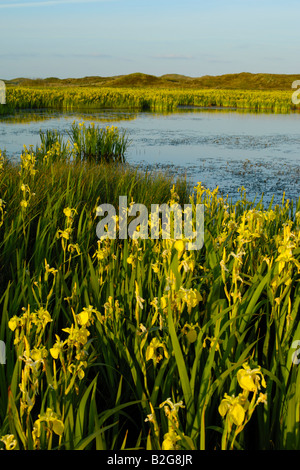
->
<box><xmin>0</xmin><ymin>0</ymin><xmax>299</xmax><ymax>79</ymax></box>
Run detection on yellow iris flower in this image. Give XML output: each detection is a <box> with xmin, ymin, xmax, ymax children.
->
<box><xmin>237</xmin><ymin>363</ymin><xmax>266</xmax><ymax>392</ymax></box>
<box><xmin>146</xmin><ymin>337</ymin><xmax>169</xmax><ymax>364</ymax></box>
<box><xmin>162</xmin><ymin>430</ymin><xmax>181</xmax><ymax>450</ymax></box>
<box><xmin>33</xmin><ymin>408</ymin><xmax>64</xmax><ymax>438</ymax></box>
<box><xmin>50</xmin><ymin>335</ymin><xmax>65</xmax><ymax>359</ymax></box>
<box><xmin>218</xmin><ymin>393</ymin><xmax>246</xmax><ymax>427</ymax></box>
<box><xmin>0</xmin><ymin>434</ymin><xmax>17</xmax><ymax>450</ymax></box>
<box><xmin>174</xmin><ymin>239</ymin><xmax>185</xmax><ymax>258</ymax></box>
<box><xmin>63</xmin><ymin>207</ymin><xmax>76</xmax><ymax>219</ymax></box>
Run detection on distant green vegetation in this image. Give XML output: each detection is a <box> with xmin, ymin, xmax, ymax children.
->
<box><xmin>1</xmin><ymin>71</ymin><xmax>299</xmax><ymax>116</ymax></box>
<box><xmin>4</xmin><ymin>71</ymin><xmax>300</xmax><ymax>91</ymax></box>
<box><xmin>1</xmin><ymin>84</ymin><xmax>297</xmax><ymax>114</ymax></box>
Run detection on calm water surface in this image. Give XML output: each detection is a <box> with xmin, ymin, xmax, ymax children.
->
<box><xmin>1</xmin><ymin>107</ymin><xmax>300</xmax><ymax>205</ymax></box>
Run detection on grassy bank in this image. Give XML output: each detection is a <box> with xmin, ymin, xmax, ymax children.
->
<box><xmin>1</xmin><ymin>85</ymin><xmax>297</xmax><ymax>114</ymax></box>
<box><xmin>0</xmin><ymin>128</ymin><xmax>300</xmax><ymax>450</ymax></box>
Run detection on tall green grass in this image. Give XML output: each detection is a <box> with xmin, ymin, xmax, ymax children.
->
<box><xmin>69</xmin><ymin>121</ymin><xmax>128</xmax><ymax>163</ymax></box>
<box><xmin>0</xmin><ymin>136</ymin><xmax>300</xmax><ymax>450</ymax></box>
<box><xmin>4</xmin><ymin>86</ymin><xmax>297</xmax><ymax>114</ymax></box>
<box><xmin>36</xmin><ymin>121</ymin><xmax>128</xmax><ymax>164</ymax></box>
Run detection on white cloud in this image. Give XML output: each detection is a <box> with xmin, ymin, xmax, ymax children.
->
<box><xmin>0</xmin><ymin>0</ymin><xmax>112</xmax><ymax>7</ymax></box>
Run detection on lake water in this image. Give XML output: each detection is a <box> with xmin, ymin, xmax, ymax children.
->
<box><xmin>1</xmin><ymin>107</ymin><xmax>300</xmax><ymax>206</ymax></box>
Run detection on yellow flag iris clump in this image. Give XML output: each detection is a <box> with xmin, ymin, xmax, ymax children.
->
<box><xmin>1</xmin><ymin>120</ymin><xmax>300</xmax><ymax>450</ymax></box>
<box><xmin>219</xmin><ymin>362</ymin><xmax>267</xmax><ymax>449</ymax></box>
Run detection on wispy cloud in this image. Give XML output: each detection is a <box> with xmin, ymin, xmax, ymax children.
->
<box><xmin>205</xmin><ymin>58</ymin><xmax>235</xmax><ymax>64</ymax></box>
<box><xmin>262</xmin><ymin>56</ymin><xmax>284</xmax><ymax>62</ymax></box>
<box><xmin>72</xmin><ymin>53</ymin><xmax>112</xmax><ymax>59</ymax></box>
<box><xmin>0</xmin><ymin>53</ymin><xmax>39</xmax><ymax>58</ymax></box>
<box><xmin>0</xmin><ymin>0</ymin><xmax>112</xmax><ymax>8</ymax></box>
<box><xmin>0</xmin><ymin>51</ymin><xmax>133</xmax><ymax>64</ymax></box>
<box><xmin>151</xmin><ymin>54</ymin><xmax>195</xmax><ymax>61</ymax></box>
<box><xmin>0</xmin><ymin>51</ymin><xmax>113</xmax><ymax>59</ymax></box>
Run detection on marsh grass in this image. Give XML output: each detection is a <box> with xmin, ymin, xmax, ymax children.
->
<box><xmin>37</xmin><ymin>121</ymin><xmax>129</xmax><ymax>165</ymax></box>
<box><xmin>4</xmin><ymin>86</ymin><xmax>296</xmax><ymax>114</ymax></box>
<box><xmin>0</xmin><ymin>148</ymin><xmax>192</xmax><ymax>450</ymax></box>
<box><xmin>69</xmin><ymin>121</ymin><xmax>128</xmax><ymax>163</ymax></box>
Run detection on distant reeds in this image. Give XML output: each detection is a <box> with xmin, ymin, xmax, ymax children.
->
<box><xmin>4</xmin><ymin>86</ymin><xmax>296</xmax><ymax>114</ymax></box>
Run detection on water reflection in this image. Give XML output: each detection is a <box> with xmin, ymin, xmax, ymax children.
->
<box><xmin>0</xmin><ymin>108</ymin><xmax>139</xmax><ymax>124</ymax></box>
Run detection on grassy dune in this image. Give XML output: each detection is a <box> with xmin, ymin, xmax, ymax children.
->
<box><xmin>4</xmin><ymin>72</ymin><xmax>300</xmax><ymax>91</ymax></box>
<box><xmin>1</xmin><ymin>72</ymin><xmax>298</xmax><ymax>115</ymax></box>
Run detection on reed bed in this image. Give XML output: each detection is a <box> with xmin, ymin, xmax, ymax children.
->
<box><xmin>37</xmin><ymin>121</ymin><xmax>128</xmax><ymax>165</ymax></box>
<box><xmin>0</xmin><ymin>126</ymin><xmax>300</xmax><ymax>450</ymax></box>
<box><xmin>3</xmin><ymin>86</ymin><xmax>296</xmax><ymax>113</ymax></box>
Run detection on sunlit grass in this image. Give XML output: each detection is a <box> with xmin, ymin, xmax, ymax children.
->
<box><xmin>4</xmin><ymin>86</ymin><xmax>296</xmax><ymax>114</ymax></box>
<box><xmin>0</xmin><ymin>127</ymin><xmax>300</xmax><ymax>450</ymax></box>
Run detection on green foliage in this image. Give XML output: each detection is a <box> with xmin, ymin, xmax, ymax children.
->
<box><xmin>4</xmin><ymin>85</ymin><xmax>297</xmax><ymax>114</ymax></box>
<box><xmin>0</xmin><ymin>135</ymin><xmax>300</xmax><ymax>450</ymax></box>
<box><xmin>69</xmin><ymin>121</ymin><xmax>128</xmax><ymax>163</ymax></box>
